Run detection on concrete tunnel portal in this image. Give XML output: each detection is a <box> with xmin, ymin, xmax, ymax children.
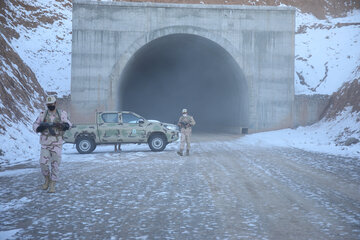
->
<box><xmin>72</xmin><ymin>2</ymin><xmax>295</xmax><ymax>132</ymax></box>
<box><xmin>119</xmin><ymin>34</ymin><xmax>249</xmax><ymax>133</ymax></box>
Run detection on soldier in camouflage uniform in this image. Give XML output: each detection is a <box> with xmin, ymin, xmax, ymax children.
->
<box><xmin>177</xmin><ymin>108</ymin><xmax>196</xmax><ymax>156</ymax></box>
<box><xmin>33</xmin><ymin>96</ymin><xmax>72</xmax><ymax>193</ymax></box>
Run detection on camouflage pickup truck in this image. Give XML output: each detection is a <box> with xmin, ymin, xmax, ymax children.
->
<box><xmin>63</xmin><ymin>111</ymin><xmax>179</xmax><ymax>154</ymax></box>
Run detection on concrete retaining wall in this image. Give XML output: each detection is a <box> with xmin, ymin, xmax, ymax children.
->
<box><xmin>294</xmin><ymin>94</ymin><xmax>330</xmax><ymax>127</ymax></box>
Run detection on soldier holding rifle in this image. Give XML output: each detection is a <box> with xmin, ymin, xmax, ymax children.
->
<box><xmin>33</xmin><ymin>95</ymin><xmax>71</xmax><ymax>193</ymax></box>
<box><xmin>177</xmin><ymin>108</ymin><xmax>196</xmax><ymax>156</ymax></box>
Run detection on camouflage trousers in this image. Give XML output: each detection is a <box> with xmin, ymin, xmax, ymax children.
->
<box><xmin>179</xmin><ymin>128</ymin><xmax>192</xmax><ymax>152</ymax></box>
<box><xmin>40</xmin><ymin>144</ymin><xmax>62</xmax><ymax>182</ymax></box>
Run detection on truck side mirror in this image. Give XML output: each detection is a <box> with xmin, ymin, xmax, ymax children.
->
<box><xmin>138</xmin><ymin>119</ymin><xmax>145</xmax><ymax>124</ymax></box>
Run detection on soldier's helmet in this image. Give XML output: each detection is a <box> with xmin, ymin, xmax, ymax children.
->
<box><xmin>46</xmin><ymin>95</ymin><xmax>56</xmax><ymax>105</ymax></box>
<box><xmin>182</xmin><ymin>108</ymin><xmax>187</xmax><ymax>113</ymax></box>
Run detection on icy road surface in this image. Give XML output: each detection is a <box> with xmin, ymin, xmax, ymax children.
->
<box><xmin>1</xmin><ymin>134</ymin><xmax>359</xmax><ymax>240</ymax></box>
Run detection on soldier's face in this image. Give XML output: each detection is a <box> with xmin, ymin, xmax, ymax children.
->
<box><xmin>47</xmin><ymin>104</ymin><xmax>56</xmax><ymax>111</ymax></box>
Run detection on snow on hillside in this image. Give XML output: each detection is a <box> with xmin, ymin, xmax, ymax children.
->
<box><xmin>0</xmin><ymin>0</ymin><xmax>70</xmax><ymax>166</ymax></box>
<box><xmin>295</xmin><ymin>9</ymin><xmax>360</xmax><ymax>95</ymax></box>
<box><xmin>9</xmin><ymin>0</ymin><xmax>72</xmax><ymax>97</ymax></box>
<box><xmin>0</xmin><ymin>118</ymin><xmax>40</xmax><ymax>166</ymax></box>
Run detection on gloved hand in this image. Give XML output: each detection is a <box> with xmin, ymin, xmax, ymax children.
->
<box><xmin>61</xmin><ymin>122</ymin><xmax>70</xmax><ymax>131</ymax></box>
<box><xmin>36</xmin><ymin>123</ymin><xmax>47</xmax><ymax>133</ymax></box>
<box><xmin>54</xmin><ymin>122</ymin><xmax>70</xmax><ymax>131</ymax></box>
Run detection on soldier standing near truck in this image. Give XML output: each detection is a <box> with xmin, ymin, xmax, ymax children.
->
<box><xmin>114</xmin><ymin>143</ymin><xmax>122</xmax><ymax>152</ymax></box>
<box><xmin>33</xmin><ymin>95</ymin><xmax>72</xmax><ymax>193</ymax></box>
<box><xmin>177</xmin><ymin>108</ymin><xmax>196</xmax><ymax>156</ymax></box>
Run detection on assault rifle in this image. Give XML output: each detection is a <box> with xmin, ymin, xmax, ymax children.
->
<box><xmin>178</xmin><ymin>121</ymin><xmax>191</xmax><ymax>129</ymax></box>
<box><xmin>37</xmin><ymin>122</ymin><xmax>69</xmax><ymax>136</ymax></box>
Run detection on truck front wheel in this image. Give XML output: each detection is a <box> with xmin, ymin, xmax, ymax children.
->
<box><xmin>148</xmin><ymin>134</ymin><xmax>167</xmax><ymax>152</ymax></box>
<box><xmin>76</xmin><ymin>136</ymin><xmax>96</xmax><ymax>154</ymax></box>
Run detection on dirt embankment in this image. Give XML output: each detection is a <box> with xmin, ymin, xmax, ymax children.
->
<box><xmin>0</xmin><ymin>35</ymin><xmax>45</xmax><ymax>128</ymax></box>
<box><xmin>0</xmin><ymin>1</ymin><xmax>45</xmax><ymax>128</ymax></box>
<box><xmin>0</xmin><ymin>0</ymin><xmax>71</xmax><ymax>129</ymax></box>
<box><xmin>325</xmin><ymin>77</ymin><xmax>360</xmax><ymax>119</ymax></box>
<box><xmin>0</xmin><ymin>0</ymin><xmax>71</xmax><ymax>40</ymax></box>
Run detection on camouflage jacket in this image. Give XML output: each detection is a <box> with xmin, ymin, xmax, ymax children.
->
<box><xmin>177</xmin><ymin>115</ymin><xmax>196</xmax><ymax>129</ymax></box>
<box><xmin>33</xmin><ymin>109</ymin><xmax>72</xmax><ymax>146</ymax></box>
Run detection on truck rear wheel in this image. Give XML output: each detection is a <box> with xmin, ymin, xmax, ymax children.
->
<box><xmin>148</xmin><ymin>134</ymin><xmax>167</xmax><ymax>152</ymax></box>
<box><xmin>76</xmin><ymin>136</ymin><xmax>96</xmax><ymax>154</ymax></box>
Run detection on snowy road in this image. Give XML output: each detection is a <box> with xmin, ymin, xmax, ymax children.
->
<box><xmin>1</xmin><ymin>134</ymin><xmax>360</xmax><ymax>240</ymax></box>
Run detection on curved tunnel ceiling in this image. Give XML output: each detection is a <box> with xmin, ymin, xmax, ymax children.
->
<box><xmin>119</xmin><ymin>34</ymin><xmax>248</xmax><ymax>133</ymax></box>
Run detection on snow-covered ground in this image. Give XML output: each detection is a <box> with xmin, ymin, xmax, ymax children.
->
<box><xmin>1</xmin><ymin>136</ymin><xmax>359</xmax><ymax>239</ymax></box>
<box><xmin>242</xmin><ymin>109</ymin><xmax>360</xmax><ymax>158</ymax></box>
<box><xmin>0</xmin><ymin>116</ymin><xmax>40</xmax><ymax>167</ymax></box>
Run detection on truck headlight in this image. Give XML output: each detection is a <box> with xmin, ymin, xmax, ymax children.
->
<box><xmin>165</xmin><ymin>124</ymin><xmax>177</xmax><ymax>131</ymax></box>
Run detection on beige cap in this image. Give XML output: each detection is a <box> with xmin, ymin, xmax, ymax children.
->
<box><xmin>182</xmin><ymin>108</ymin><xmax>187</xmax><ymax>113</ymax></box>
<box><xmin>46</xmin><ymin>95</ymin><xmax>56</xmax><ymax>105</ymax></box>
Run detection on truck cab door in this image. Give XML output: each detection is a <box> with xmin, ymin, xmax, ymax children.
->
<box><xmin>120</xmin><ymin>112</ymin><xmax>147</xmax><ymax>143</ymax></box>
<box><xmin>98</xmin><ymin>112</ymin><xmax>122</xmax><ymax>143</ymax></box>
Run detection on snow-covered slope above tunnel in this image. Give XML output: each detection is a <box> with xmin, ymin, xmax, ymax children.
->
<box><xmin>295</xmin><ymin>10</ymin><xmax>360</xmax><ymax>95</ymax></box>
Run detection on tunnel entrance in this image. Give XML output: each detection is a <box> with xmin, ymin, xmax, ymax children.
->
<box><xmin>119</xmin><ymin>34</ymin><xmax>248</xmax><ymax>133</ymax></box>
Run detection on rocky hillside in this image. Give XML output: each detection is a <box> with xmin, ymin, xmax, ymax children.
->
<box><xmin>0</xmin><ymin>0</ymin><xmax>46</xmax><ymax>128</ymax></box>
<box><xmin>0</xmin><ymin>0</ymin><xmax>71</xmax><ymax>125</ymax></box>
<box><xmin>326</xmin><ymin>76</ymin><xmax>360</xmax><ymax>119</ymax></box>
<box><xmin>0</xmin><ymin>0</ymin><xmax>71</xmax><ymax>161</ymax></box>
<box><xmin>0</xmin><ymin>33</ymin><xmax>44</xmax><ymax>127</ymax></box>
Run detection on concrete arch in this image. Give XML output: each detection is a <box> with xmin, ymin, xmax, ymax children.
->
<box><xmin>109</xmin><ymin>25</ymin><xmax>248</xmax><ymax>108</ymax></box>
<box><xmin>111</xmin><ymin>27</ymin><xmax>249</xmax><ymax>132</ymax></box>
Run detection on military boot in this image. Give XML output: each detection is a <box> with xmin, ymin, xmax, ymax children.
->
<box><xmin>186</xmin><ymin>150</ymin><xmax>190</xmax><ymax>156</ymax></box>
<box><xmin>42</xmin><ymin>175</ymin><xmax>50</xmax><ymax>190</ymax></box>
<box><xmin>177</xmin><ymin>151</ymin><xmax>183</xmax><ymax>156</ymax></box>
<box><xmin>48</xmin><ymin>181</ymin><xmax>56</xmax><ymax>193</ymax></box>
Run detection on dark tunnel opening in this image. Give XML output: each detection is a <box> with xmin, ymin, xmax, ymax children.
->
<box><xmin>119</xmin><ymin>34</ymin><xmax>248</xmax><ymax>133</ymax></box>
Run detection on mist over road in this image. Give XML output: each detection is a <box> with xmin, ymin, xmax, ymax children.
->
<box><xmin>1</xmin><ymin>134</ymin><xmax>359</xmax><ymax>239</ymax></box>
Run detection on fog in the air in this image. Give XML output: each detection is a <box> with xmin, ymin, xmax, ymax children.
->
<box><xmin>119</xmin><ymin>34</ymin><xmax>248</xmax><ymax>133</ymax></box>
